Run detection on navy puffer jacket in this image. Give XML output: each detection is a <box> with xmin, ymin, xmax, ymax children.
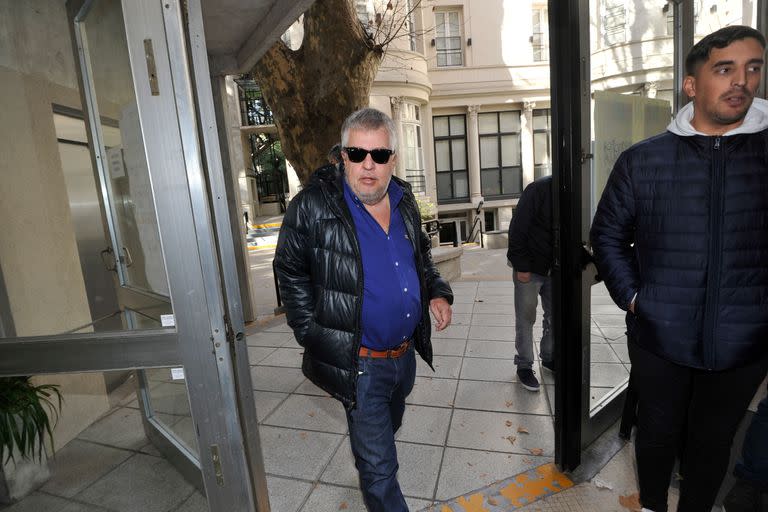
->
<box><xmin>274</xmin><ymin>165</ymin><xmax>453</xmax><ymax>408</ymax></box>
<box><xmin>591</xmin><ymin>106</ymin><xmax>768</xmax><ymax>371</ymax></box>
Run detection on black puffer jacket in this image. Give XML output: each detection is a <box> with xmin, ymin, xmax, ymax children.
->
<box><xmin>591</xmin><ymin>124</ymin><xmax>768</xmax><ymax>371</ymax></box>
<box><xmin>274</xmin><ymin>165</ymin><xmax>453</xmax><ymax>408</ymax></box>
<box><xmin>507</xmin><ymin>175</ymin><xmax>553</xmax><ymax>276</ymax></box>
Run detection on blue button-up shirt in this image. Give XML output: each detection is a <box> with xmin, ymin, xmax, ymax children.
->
<box><xmin>343</xmin><ymin>180</ymin><xmax>422</xmax><ymax>350</ymax></box>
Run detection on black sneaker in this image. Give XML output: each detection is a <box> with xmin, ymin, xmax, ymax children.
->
<box><xmin>517</xmin><ymin>368</ymin><xmax>540</xmax><ymax>391</ymax></box>
<box><xmin>541</xmin><ymin>360</ymin><xmax>555</xmax><ymax>373</ymax></box>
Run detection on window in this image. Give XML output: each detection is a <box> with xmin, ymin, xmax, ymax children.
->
<box><xmin>433</xmin><ymin>114</ymin><xmax>468</xmax><ymax>202</ymax></box>
<box><xmin>403</xmin><ymin>103</ymin><xmax>425</xmax><ymax>194</ymax></box>
<box><xmin>533</xmin><ymin>109</ymin><xmax>552</xmax><ymax>179</ymax></box>
<box><xmin>531</xmin><ymin>7</ymin><xmax>549</xmax><ymax>62</ymax></box>
<box><xmin>435</xmin><ymin>10</ymin><xmax>463</xmax><ymax>67</ymax></box>
<box><xmin>356</xmin><ymin>0</ymin><xmax>371</xmax><ymax>27</ymax></box>
<box><xmin>602</xmin><ymin>0</ymin><xmax>626</xmax><ymax>46</ymax></box>
<box><xmin>478</xmin><ymin>111</ymin><xmax>522</xmax><ymax>198</ymax></box>
<box><xmin>405</xmin><ymin>0</ymin><xmax>422</xmax><ymax>52</ymax></box>
<box><xmin>484</xmin><ymin>210</ymin><xmax>496</xmax><ymax>232</ymax></box>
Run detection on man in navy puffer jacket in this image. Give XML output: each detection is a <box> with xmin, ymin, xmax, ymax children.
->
<box><xmin>591</xmin><ymin>26</ymin><xmax>768</xmax><ymax>512</ymax></box>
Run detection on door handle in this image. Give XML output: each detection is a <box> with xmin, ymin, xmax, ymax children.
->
<box><xmin>122</xmin><ymin>246</ymin><xmax>134</xmax><ymax>268</ymax></box>
<box><xmin>100</xmin><ymin>247</ymin><xmax>117</xmax><ymax>272</ymax></box>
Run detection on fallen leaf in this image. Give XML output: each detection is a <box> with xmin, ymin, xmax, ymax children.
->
<box><xmin>528</xmin><ymin>448</ymin><xmax>544</xmax><ymax>456</ymax></box>
<box><xmin>480</xmin><ymin>472</ymin><xmax>489</xmax><ymax>479</ymax></box>
<box><xmin>592</xmin><ymin>477</ymin><xmax>613</xmax><ymax>490</ymax></box>
<box><xmin>338</xmin><ymin>501</ymin><xmax>348</xmax><ymax>510</ymax></box>
<box><xmin>308</xmin><ymin>411</ymin><xmax>316</xmax><ymax>417</ymax></box>
<box><xmin>505</xmin><ymin>420</ymin><xmax>513</xmax><ymax>427</ymax></box>
<box><xmin>618</xmin><ymin>493</ymin><xmax>642</xmax><ymax>511</ymax></box>
<box><xmin>505</xmin><ymin>400</ymin><xmax>514</xmax><ymax>408</ymax></box>
<box><xmin>467</xmin><ymin>462</ymin><xmax>474</xmax><ymax>467</ymax></box>
<box><xmin>487</xmin><ymin>497</ymin><xmax>499</xmax><ymax>506</ymax></box>
<box><xmin>299</xmin><ymin>432</ymin><xmax>307</xmax><ymax>440</ymax></box>
<box><xmin>517</xmin><ymin>426</ymin><xmax>529</xmax><ymax>434</ymax></box>
<box><xmin>505</xmin><ymin>435</ymin><xmax>517</xmax><ymax>445</ymax></box>
<box><xmin>523</xmin><ymin>457</ymin><xmax>533</xmax><ymax>465</ymax></box>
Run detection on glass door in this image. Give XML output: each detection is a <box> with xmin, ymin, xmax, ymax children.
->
<box><xmin>0</xmin><ymin>0</ymin><xmax>263</xmax><ymax>509</ymax></box>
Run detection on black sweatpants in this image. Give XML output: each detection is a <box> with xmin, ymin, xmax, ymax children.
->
<box><xmin>628</xmin><ymin>341</ymin><xmax>768</xmax><ymax>512</ymax></box>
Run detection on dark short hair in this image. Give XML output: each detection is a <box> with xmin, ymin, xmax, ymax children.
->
<box><xmin>685</xmin><ymin>25</ymin><xmax>766</xmax><ymax>76</ymax></box>
<box><xmin>328</xmin><ymin>143</ymin><xmax>342</xmax><ymax>163</ymax></box>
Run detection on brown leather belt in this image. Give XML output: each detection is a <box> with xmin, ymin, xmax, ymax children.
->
<box><xmin>358</xmin><ymin>340</ymin><xmax>411</xmax><ymax>359</ymax></box>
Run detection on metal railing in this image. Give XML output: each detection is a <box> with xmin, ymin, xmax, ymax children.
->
<box><xmin>466</xmin><ymin>201</ymin><xmax>485</xmax><ymax>247</ymax></box>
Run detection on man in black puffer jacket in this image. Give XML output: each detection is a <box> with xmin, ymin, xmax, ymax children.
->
<box><xmin>591</xmin><ymin>26</ymin><xmax>768</xmax><ymax>512</ymax></box>
<box><xmin>274</xmin><ymin>108</ymin><xmax>453</xmax><ymax>512</ymax></box>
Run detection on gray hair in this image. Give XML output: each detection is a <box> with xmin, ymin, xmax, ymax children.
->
<box><xmin>341</xmin><ymin>108</ymin><xmax>398</xmax><ymax>150</ymax></box>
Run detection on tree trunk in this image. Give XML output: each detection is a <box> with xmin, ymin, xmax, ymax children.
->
<box><xmin>252</xmin><ymin>0</ymin><xmax>383</xmax><ymax>184</ymax></box>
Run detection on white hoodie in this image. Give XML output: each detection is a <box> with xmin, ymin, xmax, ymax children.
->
<box><xmin>666</xmin><ymin>96</ymin><xmax>768</xmax><ymax>136</ymax></box>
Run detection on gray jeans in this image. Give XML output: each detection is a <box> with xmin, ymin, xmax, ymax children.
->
<box><xmin>513</xmin><ymin>272</ymin><xmax>553</xmax><ymax>369</ymax></box>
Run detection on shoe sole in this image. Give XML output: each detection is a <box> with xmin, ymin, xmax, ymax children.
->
<box><xmin>520</xmin><ymin>382</ymin><xmax>540</xmax><ymax>392</ymax></box>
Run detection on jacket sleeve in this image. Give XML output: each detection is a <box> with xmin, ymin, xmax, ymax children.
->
<box><xmin>419</xmin><ymin>228</ymin><xmax>454</xmax><ymax>305</ymax></box>
<box><xmin>507</xmin><ymin>183</ymin><xmax>536</xmax><ymax>271</ymax></box>
<box><xmin>590</xmin><ymin>153</ymin><xmax>639</xmax><ymax>311</ymax></box>
<box><xmin>273</xmin><ymin>195</ymin><xmax>315</xmax><ymax>346</ymax></box>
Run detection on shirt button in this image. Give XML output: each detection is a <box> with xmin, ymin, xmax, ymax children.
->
<box><xmin>395</xmin><ymin>262</ymin><xmax>399</xmax><ymax>266</ymax></box>
<box><xmin>406</xmin><ymin>313</ymin><xmax>411</xmax><ymax>318</ymax></box>
<box><xmin>404</xmin><ymin>288</ymin><xmax>408</xmax><ymax>292</ymax></box>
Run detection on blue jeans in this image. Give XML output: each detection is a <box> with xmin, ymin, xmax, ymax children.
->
<box><xmin>346</xmin><ymin>346</ymin><xmax>416</xmax><ymax>512</ymax></box>
<box><xmin>513</xmin><ymin>272</ymin><xmax>553</xmax><ymax>369</ymax></box>
<box><xmin>735</xmin><ymin>383</ymin><xmax>768</xmax><ymax>486</ymax></box>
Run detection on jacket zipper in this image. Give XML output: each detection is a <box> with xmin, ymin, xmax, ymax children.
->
<box><xmin>703</xmin><ymin>136</ymin><xmax>724</xmax><ymax>369</ymax></box>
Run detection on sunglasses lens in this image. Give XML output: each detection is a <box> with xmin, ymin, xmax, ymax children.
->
<box><xmin>344</xmin><ymin>147</ymin><xmax>393</xmax><ymax>164</ymax></box>
<box><xmin>346</xmin><ymin>147</ymin><xmax>367</xmax><ymax>163</ymax></box>
<box><xmin>370</xmin><ymin>150</ymin><xmax>392</xmax><ymax>164</ymax></box>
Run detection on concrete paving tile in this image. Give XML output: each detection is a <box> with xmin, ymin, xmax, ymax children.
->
<box><xmin>254</xmin><ymin>390</ymin><xmax>289</xmax><ymax>422</ymax></box>
<box><xmin>1</xmin><ymin>492</ymin><xmax>72</xmax><ymax>512</ymax></box>
<box><xmin>77</xmin><ymin>454</ymin><xmax>194</xmax><ymax>512</ymax></box>
<box><xmin>41</xmin><ymin>439</ymin><xmax>132</xmax><ymax>498</ymax></box>
<box><xmin>264</xmin><ymin>323</ymin><xmax>293</xmax><ymax>333</ymax></box>
<box><xmin>78</xmin><ymin>407</ymin><xmax>152</xmax><ymax>451</ymax></box>
<box><xmin>258</xmin><ymin>425</ymin><xmax>344</xmax><ymax>480</ymax></box>
<box><xmin>146</xmin><ymin>382</ymin><xmax>191</xmax><ymax>416</ymax></box>
<box><xmin>58</xmin><ymin>500</ymin><xmax>113</xmax><ymax>512</ymax></box>
<box><xmin>598</xmin><ymin>326</ymin><xmax>627</xmax><ymax>340</ymax></box>
<box><xmin>432</xmin><ymin>324</ymin><xmax>470</xmax><ymax>339</ymax></box>
<box><xmin>417</xmin><ymin>355</ymin><xmax>462</xmax><ymax>379</ymax></box>
<box><xmin>465</xmin><ymin>340</ymin><xmax>515</xmax><ymax>359</ymax></box>
<box><xmin>449</xmin><ymin>312</ymin><xmax>472</xmax><ymax>325</ymax></box>
<box><xmin>454</xmin><ymin>380</ymin><xmax>551</xmax><ymax>415</ymax></box>
<box><xmin>407</xmin><ymin>377</ymin><xmax>458</xmax><ymax>408</ymax></box>
<box><xmin>435</xmin><ymin>447</ymin><xmax>548</xmax><ymax>501</ymax></box>
<box><xmin>591</xmin><ymin>295</ymin><xmax>618</xmax><ymax>305</ymax></box>
<box><xmin>432</xmin><ymin>338</ymin><xmax>467</xmax><ymax>356</ymax></box>
<box><xmin>544</xmin><ymin>385</ymin><xmax>555</xmax><ymax>416</ymax></box>
<box><xmin>468</xmin><ymin>324</ymin><xmax>515</xmax><ymax>341</ymax></box>
<box><xmin>591</xmin><ymin>333</ymin><xmax>609</xmax><ymax>343</ymax></box>
<box><xmin>447</xmin><ymin>409</ymin><xmax>554</xmax><ymax>456</ymax></box>
<box><xmin>451</xmin><ymin>292</ymin><xmax>478</xmax><ymax>304</ymax></box>
<box><xmin>395</xmin><ymin>405</ymin><xmax>452</xmax><ymax>445</ymax></box>
<box><xmin>247</xmin><ymin>345</ymin><xmax>278</xmax><ymax>365</ymax></box>
<box><xmin>319</xmin><ymin>438</ymin><xmax>441</xmax><ymax>499</ymax></box>
<box><xmin>477</xmin><ymin>281</ymin><xmax>515</xmax><ymax>290</ymax></box>
<box><xmin>460</xmin><ymin>357</ymin><xmax>516</xmax><ymax>382</ymax></box>
<box><xmin>610</xmin><ymin>341</ymin><xmax>630</xmax><ymax>363</ymax></box>
<box><xmin>592</xmin><ymin>315</ymin><xmax>627</xmax><ymax>328</ymax></box>
<box><xmin>246</xmin><ymin>331</ymin><xmax>295</xmax><ymax>347</ymax></box>
<box><xmin>450</xmin><ymin>302</ymin><xmax>474</xmax><ymax>314</ymax></box>
<box><xmin>292</xmin><ymin>378</ymin><xmax>329</xmax><ymax>397</ymax></box>
<box><xmin>474</xmin><ymin>294</ymin><xmax>515</xmax><ymax>305</ymax></box>
<box><xmin>251</xmin><ymin>366</ymin><xmax>305</xmax><ymax>393</ymax></box>
<box><xmin>263</xmin><ymin>394</ymin><xmax>348</xmax><ymax>433</ymax></box>
<box><xmin>591</xmin><ymin>304</ymin><xmax>625</xmax><ymax>315</ymax></box>
<box><xmin>590</xmin><ymin>386</ymin><xmax>617</xmax><ymax>408</ymax></box>
<box><xmin>173</xmin><ymin>491</ymin><xmax>207</xmax><ymax>512</ymax></box>
<box><xmin>590</xmin><ymin>343</ymin><xmax>621</xmax><ymax>363</ymax></box>
<box><xmin>471</xmin><ymin>313</ymin><xmax>515</xmax><ymax>326</ymax></box>
<box><xmin>265</xmin><ymin>475</ymin><xmax>313</xmax><ymax>512</ymax></box>
<box><xmin>258</xmin><ymin>347</ymin><xmax>304</xmax><ymax>368</ymax></box>
<box><xmin>299</xmin><ymin>483</ymin><xmax>431</xmax><ymax>512</ymax></box>
<box><xmin>473</xmin><ymin>302</ymin><xmax>515</xmax><ymax>314</ymax></box>
<box><xmin>590</xmin><ymin>362</ymin><xmax>629</xmax><ymax>388</ymax></box>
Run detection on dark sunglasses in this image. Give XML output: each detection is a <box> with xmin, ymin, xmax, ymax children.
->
<box><xmin>343</xmin><ymin>147</ymin><xmax>395</xmax><ymax>164</ymax></box>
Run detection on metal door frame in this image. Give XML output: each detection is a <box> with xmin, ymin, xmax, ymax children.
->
<box><xmin>0</xmin><ymin>0</ymin><xmax>264</xmax><ymax>509</ymax></box>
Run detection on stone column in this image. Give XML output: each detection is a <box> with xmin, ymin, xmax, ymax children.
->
<box><xmin>390</xmin><ymin>96</ymin><xmax>406</xmax><ymax>180</ymax></box>
<box><xmin>521</xmin><ymin>101</ymin><xmax>536</xmax><ymax>188</ymax></box>
<box><xmin>644</xmin><ymin>81</ymin><xmax>658</xmax><ymax>98</ymax></box>
<box><xmin>466</xmin><ymin>104</ymin><xmax>483</xmax><ymax>207</ymax></box>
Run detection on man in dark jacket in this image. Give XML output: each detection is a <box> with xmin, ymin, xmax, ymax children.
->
<box><xmin>274</xmin><ymin>108</ymin><xmax>453</xmax><ymax>512</ymax></box>
<box><xmin>591</xmin><ymin>26</ymin><xmax>768</xmax><ymax>512</ymax></box>
<box><xmin>507</xmin><ymin>175</ymin><xmax>553</xmax><ymax>391</ymax></box>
